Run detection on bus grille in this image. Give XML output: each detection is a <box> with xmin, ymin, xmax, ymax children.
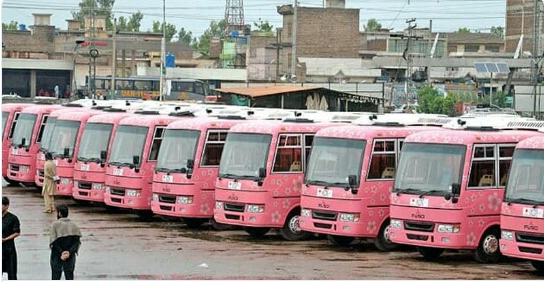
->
<box><xmin>224</xmin><ymin>203</ymin><xmax>245</xmax><ymax>212</ymax></box>
<box><xmin>159</xmin><ymin>195</ymin><xmax>176</xmax><ymax>204</ymax></box>
<box><xmin>312</xmin><ymin>211</ymin><xmax>337</xmax><ymax>221</ymax></box>
<box><xmin>110</xmin><ymin>189</ymin><xmax>125</xmax><ymax>196</ymax></box>
<box><xmin>404</xmin><ymin>221</ymin><xmax>435</xmax><ymax>232</ymax></box>
<box><xmin>78</xmin><ymin>182</ymin><xmax>92</xmax><ymax>190</ymax></box>
<box><xmin>517</xmin><ymin>233</ymin><xmax>544</xmax><ymax>245</ymax></box>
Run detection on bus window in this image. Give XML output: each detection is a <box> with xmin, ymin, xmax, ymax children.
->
<box><xmin>149</xmin><ymin>127</ymin><xmax>166</xmax><ymax>161</ymax></box>
<box><xmin>201</xmin><ymin>130</ymin><xmax>228</xmax><ymax>166</ymax></box>
<box><xmin>195</xmin><ymin>83</ymin><xmax>205</xmax><ymax>95</ymax></box>
<box><xmin>498</xmin><ymin>145</ymin><xmax>515</xmax><ymax>186</ymax></box>
<box><xmin>36</xmin><ymin>115</ymin><xmax>49</xmax><ymax>143</ymax></box>
<box><xmin>273</xmin><ymin>134</ymin><xmax>302</xmax><ymax>173</ymax></box>
<box><xmin>135</xmin><ymin>80</ymin><xmax>152</xmax><ymax>91</ymax></box>
<box><xmin>469</xmin><ymin>145</ymin><xmax>496</xmax><ymax>188</ymax></box>
<box><xmin>368</xmin><ymin>140</ymin><xmax>397</xmax><ymax>180</ymax></box>
<box><xmin>173</xmin><ymin>82</ymin><xmax>194</xmax><ymax>93</ymax></box>
<box><xmin>8</xmin><ymin>112</ymin><xmax>20</xmax><ymax>139</ymax></box>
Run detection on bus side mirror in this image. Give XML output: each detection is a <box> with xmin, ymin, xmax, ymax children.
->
<box><xmin>348</xmin><ymin>175</ymin><xmax>357</xmax><ymax>187</ymax></box>
<box><xmin>133</xmin><ymin>155</ymin><xmax>140</xmax><ymax>166</ymax></box>
<box><xmin>21</xmin><ymin>137</ymin><xmax>26</xmax><ymax>147</ymax></box>
<box><xmin>186</xmin><ymin>159</ymin><xmax>194</xmax><ymax>169</ymax></box>
<box><xmin>451</xmin><ymin>183</ymin><xmax>461</xmax><ymax>195</ymax></box>
<box><xmin>259</xmin><ymin>167</ymin><xmax>267</xmax><ymax>178</ymax></box>
<box><xmin>63</xmin><ymin>147</ymin><xmax>70</xmax><ymax>158</ymax></box>
<box><xmin>100</xmin><ymin>150</ymin><xmax>107</xmax><ymax>160</ymax></box>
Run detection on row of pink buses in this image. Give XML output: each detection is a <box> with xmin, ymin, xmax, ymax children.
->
<box><xmin>2</xmin><ymin>103</ymin><xmax>33</xmax><ymax>185</ymax></box>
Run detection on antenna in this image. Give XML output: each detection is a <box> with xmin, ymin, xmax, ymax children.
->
<box><xmin>225</xmin><ymin>0</ymin><xmax>245</xmax><ymax>35</ymax></box>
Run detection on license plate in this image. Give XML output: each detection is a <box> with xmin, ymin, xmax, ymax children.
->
<box><xmin>113</xmin><ymin>168</ymin><xmax>123</xmax><ymax>176</ymax></box>
<box><xmin>80</xmin><ymin>164</ymin><xmax>90</xmax><ymax>171</ymax></box>
<box><xmin>523</xmin><ymin>207</ymin><xmax>544</xmax><ymax>219</ymax></box>
<box><xmin>409</xmin><ymin>198</ymin><xmax>429</xmax><ymax>207</ymax></box>
<box><xmin>227</xmin><ymin>181</ymin><xmax>241</xmax><ymax>190</ymax></box>
<box><xmin>162</xmin><ymin>175</ymin><xmax>173</xmax><ymax>183</ymax></box>
<box><xmin>317</xmin><ymin>188</ymin><xmax>333</xmax><ymax>198</ymax></box>
<box><xmin>11</xmin><ymin>148</ymin><xmax>18</xmax><ymax>155</ymax></box>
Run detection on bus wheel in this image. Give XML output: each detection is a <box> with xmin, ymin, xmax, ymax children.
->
<box><xmin>183</xmin><ymin>218</ymin><xmax>207</xmax><ymax>229</ymax></box>
<box><xmin>280</xmin><ymin>210</ymin><xmax>310</xmax><ymax>241</ymax></box>
<box><xmin>374</xmin><ymin>220</ymin><xmax>398</xmax><ymax>252</ymax></box>
<box><xmin>4</xmin><ymin>179</ymin><xmax>20</xmax><ymax>187</ymax></box>
<box><xmin>417</xmin><ymin>246</ymin><xmax>444</xmax><ymax>261</ymax></box>
<box><xmin>73</xmin><ymin>198</ymin><xmax>90</xmax><ymax>206</ymax></box>
<box><xmin>135</xmin><ymin>210</ymin><xmax>154</xmax><ymax>220</ymax></box>
<box><xmin>531</xmin><ymin>261</ymin><xmax>544</xmax><ymax>274</ymax></box>
<box><xmin>327</xmin><ymin>235</ymin><xmax>355</xmax><ymax>247</ymax></box>
<box><xmin>104</xmin><ymin>205</ymin><xmax>122</xmax><ymax>213</ymax></box>
<box><xmin>473</xmin><ymin>228</ymin><xmax>502</xmax><ymax>263</ymax></box>
<box><xmin>210</xmin><ymin>218</ymin><xmax>233</xmax><ymax>231</ymax></box>
<box><xmin>244</xmin><ymin>227</ymin><xmax>270</xmax><ymax>238</ymax></box>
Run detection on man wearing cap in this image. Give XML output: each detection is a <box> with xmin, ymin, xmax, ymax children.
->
<box><xmin>2</xmin><ymin>196</ymin><xmax>20</xmax><ymax>280</ymax></box>
<box><xmin>43</xmin><ymin>152</ymin><xmax>58</xmax><ymax>213</ymax></box>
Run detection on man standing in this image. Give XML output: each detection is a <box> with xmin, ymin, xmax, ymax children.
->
<box><xmin>2</xmin><ymin>197</ymin><xmax>21</xmax><ymax>280</ymax></box>
<box><xmin>43</xmin><ymin>152</ymin><xmax>58</xmax><ymax>213</ymax></box>
<box><xmin>50</xmin><ymin>204</ymin><xmax>81</xmax><ymax>280</ymax></box>
<box><xmin>54</xmin><ymin>84</ymin><xmax>60</xmax><ymax>99</ymax></box>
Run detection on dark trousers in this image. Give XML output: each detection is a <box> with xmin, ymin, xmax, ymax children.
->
<box><xmin>50</xmin><ymin>252</ymin><xmax>76</xmax><ymax>280</ymax></box>
<box><xmin>2</xmin><ymin>251</ymin><xmax>18</xmax><ymax>280</ymax></box>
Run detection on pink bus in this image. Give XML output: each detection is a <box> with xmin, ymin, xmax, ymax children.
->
<box><xmin>299</xmin><ymin>115</ymin><xmax>451</xmax><ymax>249</ymax></box>
<box><xmin>6</xmin><ymin>105</ymin><xmax>62</xmax><ymax>186</ymax></box>
<box><xmin>49</xmin><ymin>110</ymin><xmax>104</xmax><ymax>196</ymax></box>
<box><xmin>389</xmin><ymin>118</ymin><xmax>543</xmax><ymax>263</ymax></box>
<box><xmin>151</xmin><ymin>116</ymin><xmax>253</xmax><ymax>227</ymax></box>
<box><xmin>214</xmin><ymin>118</ymin><xmax>340</xmax><ymax>240</ymax></box>
<box><xmin>72</xmin><ymin>110</ymin><xmax>132</xmax><ymax>203</ymax></box>
<box><xmin>35</xmin><ymin>107</ymin><xmax>91</xmax><ymax>187</ymax></box>
<box><xmin>104</xmin><ymin>114</ymin><xmax>182</xmax><ymax>217</ymax></box>
<box><xmin>500</xmin><ymin>132</ymin><xmax>544</xmax><ymax>273</ymax></box>
<box><xmin>2</xmin><ymin>103</ymin><xmax>32</xmax><ymax>184</ymax></box>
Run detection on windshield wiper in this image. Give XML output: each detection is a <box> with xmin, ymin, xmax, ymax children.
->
<box><xmin>419</xmin><ymin>190</ymin><xmax>446</xmax><ymax>198</ymax></box>
<box><xmin>305</xmin><ymin>180</ymin><xmax>329</xmax><ymax>186</ymax></box>
<box><xmin>77</xmin><ymin>157</ymin><xmax>89</xmax><ymax>162</ymax></box>
<box><xmin>394</xmin><ymin>188</ymin><xmax>421</xmax><ymax>196</ymax></box>
<box><xmin>88</xmin><ymin>158</ymin><xmax>102</xmax><ymax>163</ymax></box>
<box><xmin>108</xmin><ymin>161</ymin><xmax>123</xmax><ymax>166</ymax></box>
<box><xmin>219</xmin><ymin>173</ymin><xmax>246</xmax><ymax>180</ymax></box>
<box><xmin>325</xmin><ymin>182</ymin><xmax>349</xmax><ymax>189</ymax></box>
<box><xmin>506</xmin><ymin>198</ymin><xmax>544</xmax><ymax>208</ymax></box>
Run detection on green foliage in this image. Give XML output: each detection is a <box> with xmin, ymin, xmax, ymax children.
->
<box><xmin>127</xmin><ymin>11</ymin><xmax>143</xmax><ymax>32</ymax></box>
<box><xmin>72</xmin><ymin>0</ymin><xmax>115</xmax><ymax>30</ymax></box>
<box><xmin>363</xmin><ymin>19</ymin><xmax>382</xmax><ymax>32</ymax></box>
<box><xmin>490</xmin><ymin>26</ymin><xmax>504</xmax><ymax>39</ymax></box>
<box><xmin>151</xmin><ymin>21</ymin><xmax>178</xmax><ymax>42</ymax></box>
<box><xmin>2</xmin><ymin>21</ymin><xmax>19</xmax><ymax>30</ymax></box>
<box><xmin>456</xmin><ymin>27</ymin><xmax>471</xmax><ymax>34</ymax></box>
<box><xmin>417</xmin><ymin>86</ymin><xmax>461</xmax><ymax>116</ymax></box>
<box><xmin>177</xmin><ymin>27</ymin><xmax>194</xmax><ymax>46</ymax></box>
<box><xmin>193</xmin><ymin>19</ymin><xmax>227</xmax><ymax>55</ymax></box>
<box><xmin>254</xmin><ymin>19</ymin><xmax>273</xmax><ymax>32</ymax></box>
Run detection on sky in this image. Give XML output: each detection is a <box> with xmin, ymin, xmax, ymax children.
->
<box><xmin>1</xmin><ymin>0</ymin><xmax>506</xmax><ymax>37</ymax></box>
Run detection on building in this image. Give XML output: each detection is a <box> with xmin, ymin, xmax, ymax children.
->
<box><xmin>505</xmin><ymin>0</ymin><xmax>544</xmax><ymax>54</ymax></box>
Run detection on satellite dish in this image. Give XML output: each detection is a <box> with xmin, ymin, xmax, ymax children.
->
<box><xmin>280</xmin><ymin>75</ymin><xmax>288</xmax><ymax>81</ymax></box>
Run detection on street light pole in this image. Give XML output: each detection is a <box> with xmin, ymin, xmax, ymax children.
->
<box><xmin>159</xmin><ymin>0</ymin><xmax>166</xmax><ymax>101</ymax></box>
<box><xmin>72</xmin><ymin>40</ymin><xmax>84</xmax><ymax>99</ymax></box>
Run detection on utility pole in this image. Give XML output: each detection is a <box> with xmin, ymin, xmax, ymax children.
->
<box><xmin>403</xmin><ymin>18</ymin><xmax>418</xmax><ymax>105</ymax></box>
<box><xmin>291</xmin><ymin>0</ymin><xmax>298</xmax><ymax>82</ymax></box>
<box><xmin>159</xmin><ymin>0</ymin><xmax>166</xmax><ymax>101</ymax></box>
<box><xmin>532</xmin><ymin>0</ymin><xmax>541</xmax><ymax>116</ymax></box>
<box><xmin>111</xmin><ymin>17</ymin><xmax>117</xmax><ymax>100</ymax></box>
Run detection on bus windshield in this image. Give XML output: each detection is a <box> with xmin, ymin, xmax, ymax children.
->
<box><xmin>305</xmin><ymin>137</ymin><xmax>366</xmax><ymax>188</ymax></box>
<box><xmin>11</xmin><ymin>113</ymin><xmax>37</xmax><ymax>147</ymax></box>
<box><xmin>394</xmin><ymin>143</ymin><xmax>466</xmax><ymax>195</ymax></box>
<box><xmin>219</xmin><ymin>133</ymin><xmax>272</xmax><ymax>180</ymax></box>
<box><xmin>109</xmin><ymin>125</ymin><xmax>148</xmax><ymax>167</ymax></box>
<box><xmin>77</xmin><ymin>123</ymin><xmax>114</xmax><ymax>162</ymax></box>
<box><xmin>2</xmin><ymin>111</ymin><xmax>9</xmax><ymax>139</ymax></box>
<box><xmin>40</xmin><ymin>117</ymin><xmax>57</xmax><ymax>151</ymax></box>
<box><xmin>48</xmin><ymin>120</ymin><xmax>80</xmax><ymax>158</ymax></box>
<box><xmin>156</xmin><ymin>129</ymin><xmax>200</xmax><ymax>172</ymax></box>
<box><xmin>505</xmin><ymin>149</ymin><xmax>544</xmax><ymax>204</ymax></box>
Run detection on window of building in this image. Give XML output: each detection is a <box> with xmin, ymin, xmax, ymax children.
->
<box><xmin>368</xmin><ymin>140</ymin><xmax>397</xmax><ymax>180</ymax></box>
<box><xmin>201</xmin><ymin>130</ymin><xmax>228</xmax><ymax>166</ymax></box>
<box><xmin>486</xmin><ymin>45</ymin><xmax>500</xmax><ymax>53</ymax></box>
<box><xmin>36</xmin><ymin>115</ymin><xmax>49</xmax><ymax>143</ymax></box>
<box><xmin>273</xmin><ymin>134</ymin><xmax>302</xmax><ymax>172</ymax></box>
<box><xmin>468</xmin><ymin>145</ymin><xmax>496</xmax><ymax>188</ymax></box>
<box><xmin>465</xmin><ymin>44</ymin><xmax>480</xmax><ymax>53</ymax></box>
<box><xmin>149</xmin><ymin>126</ymin><xmax>166</xmax><ymax>161</ymax></box>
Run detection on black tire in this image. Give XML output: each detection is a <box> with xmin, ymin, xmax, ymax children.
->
<box><xmin>279</xmin><ymin>210</ymin><xmax>310</xmax><ymax>241</ymax></box>
<box><xmin>73</xmin><ymin>198</ymin><xmax>90</xmax><ymax>205</ymax></box>
<box><xmin>4</xmin><ymin>178</ymin><xmax>21</xmax><ymax>187</ymax></box>
<box><xmin>104</xmin><ymin>205</ymin><xmax>122</xmax><ymax>213</ymax></box>
<box><xmin>135</xmin><ymin>210</ymin><xmax>154</xmax><ymax>220</ymax></box>
<box><xmin>327</xmin><ymin>235</ymin><xmax>355</xmax><ymax>247</ymax></box>
<box><xmin>210</xmin><ymin>218</ymin><xmax>233</xmax><ymax>231</ymax></box>
<box><xmin>244</xmin><ymin>227</ymin><xmax>270</xmax><ymax>238</ymax></box>
<box><xmin>183</xmin><ymin>218</ymin><xmax>207</xmax><ymax>229</ymax></box>
<box><xmin>417</xmin><ymin>246</ymin><xmax>445</xmax><ymax>261</ymax></box>
<box><xmin>374</xmin><ymin>220</ymin><xmax>398</xmax><ymax>252</ymax></box>
<box><xmin>473</xmin><ymin>227</ymin><xmax>502</xmax><ymax>263</ymax></box>
<box><xmin>531</xmin><ymin>261</ymin><xmax>544</xmax><ymax>274</ymax></box>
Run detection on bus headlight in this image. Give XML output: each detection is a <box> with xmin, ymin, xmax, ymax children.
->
<box><xmin>20</xmin><ymin>165</ymin><xmax>30</xmax><ymax>172</ymax></box>
<box><xmin>501</xmin><ymin>230</ymin><xmax>514</xmax><ymax>241</ymax></box>
<box><xmin>247</xmin><ymin>204</ymin><xmax>265</xmax><ymax>213</ymax></box>
<box><xmin>390</xmin><ymin>219</ymin><xmax>403</xmax><ymax>229</ymax></box>
<box><xmin>152</xmin><ymin>194</ymin><xmax>159</xmax><ymax>202</ymax></box>
<box><xmin>301</xmin><ymin>209</ymin><xmax>311</xmax><ymax>218</ymax></box>
<box><xmin>339</xmin><ymin>213</ymin><xmax>360</xmax><ymax>222</ymax></box>
<box><xmin>177</xmin><ymin>196</ymin><xmax>193</xmax><ymax>204</ymax></box>
<box><xmin>60</xmin><ymin>178</ymin><xmax>72</xmax><ymax>185</ymax></box>
<box><xmin>126</xmin><ymin>189</ymin><xmax>141</xmax><ymax>197</ymax></box>
<box><xmin>215</xmin><ymin>201</ymin><xmax>223</xmax><ymax>210</ymax></box>
<box><xmin>437</xmin><ymin>224</ymin><xmax>460</xmax><ymax>233</ymax></box>
<box><xmin>93</xmin><ymin>183</ymin><xmax>104</xmax><ymax>190</ymax></box>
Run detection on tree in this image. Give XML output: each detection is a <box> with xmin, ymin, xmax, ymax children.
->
<box><xmin>253</xmin><ymin>18</ymin><xmax>273</xmax><ymax>32</ymax></box>
<box><xmin>177</xmin><ymin>27</ymin><xmax>193</xmax><ymax>46</ymax></box>
<box><xmin>72</xmin><ymin>0</ymin><xmax>116</xmax><ymax>30</ymax></box>
<box><xmin>417</xmin><ymin>86</ymin><xmax>461</xmax><ymax>116</ymax></box>
<box><xmin>193</xmin><ymin>19</ymin><xmax>227</xmax><ymax>55</ymax></box>
<box><xmin>2</xmin><ymin>21</ymin><xmax>19</xmax><ymax>30</ymax></box>
<box><xmin>116</xmin><ymin>16</ymin><xmax>127</xmax><ymax>31</ymax></box>
<box><xmin>456</xmin><ymin>27</ymin><xmax>471</xmax><ymax>34</ymax></box>
<box><xmin>363</xmin><ymin>19</ymin><xmax>382</xmax><ymax>32</ymax></box>
<box><xmin>151</xmin><ymin>21</ymin><xmax>178</xmax><ymax>42</ymax></box>
<box><xmin>127</xmin><ymin>11</ymin><xmax>143</xmax><ymax>32</ymax></box>
<box><xmin>490</xmin><ymin>26</ymin><xmax>504</xmax><ymax>39</ymax></box>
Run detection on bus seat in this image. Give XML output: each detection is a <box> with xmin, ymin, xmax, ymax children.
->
<box><xmin>382</xmin><ymin>167</ymin><xmax>395</xmax><ymax>179</ymax></box>
<box><xmin>500</xmin><ymin>174</ymin><xmax>508</xmax><ymax>186</ymax></box>
<box><xmin>290</xmin><ymin>161</ymin><xmax>302</xmax><ymax>172</ymax></box>
<box><xmin>479</xmin><ymin>174</ymin><xmax>494</xmax><ymax>187</ymax></box>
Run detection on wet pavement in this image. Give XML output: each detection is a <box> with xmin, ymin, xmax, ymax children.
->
<box><xmin>2</xmin><ymin>182</ymin><xmax>542</xmax><ymax>280</ymax></box>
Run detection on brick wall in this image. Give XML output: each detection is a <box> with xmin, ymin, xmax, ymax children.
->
<box><xmin>505</xmin><ymin>0</ymin><xmax>544</xmax><ymax>53</ymax></box>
